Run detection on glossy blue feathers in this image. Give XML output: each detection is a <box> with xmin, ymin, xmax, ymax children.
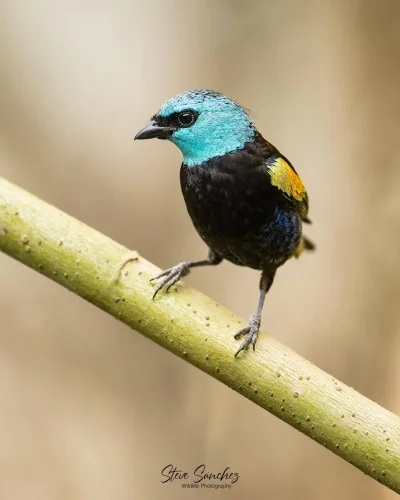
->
<box><xmin>158</xmin><ymin>90</ymin><xmax>256</xmax><ymax>166</ymax></box>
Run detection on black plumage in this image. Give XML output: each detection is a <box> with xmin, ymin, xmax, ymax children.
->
<box><xmin>134</xmin><ymin>90</ymin><xmax>315</xmax><ymax>356</ymax></box>
<box><xmin>180</xmin><ymin>133</ymin><xmax>308</xmax><ymax>271</ymax></box>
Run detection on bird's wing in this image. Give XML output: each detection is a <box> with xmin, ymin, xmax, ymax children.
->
<box><xmin>264</xmin><ymin>155</ymin><xmax>311</xmax><ymax>223</ymax></box>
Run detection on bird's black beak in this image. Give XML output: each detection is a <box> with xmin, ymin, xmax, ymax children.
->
<box><xmin>134</xmin><ymin>120</ymin><xmax>174</xmax><ymax>140</ymax></box>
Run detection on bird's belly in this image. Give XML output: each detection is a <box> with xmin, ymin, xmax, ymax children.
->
<box><xmin>181</xmin><ymin>179</ymin><xmax>301</xmax><ymax>270</ymax></box>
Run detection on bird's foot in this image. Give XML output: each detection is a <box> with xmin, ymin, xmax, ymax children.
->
<box><xmin>150</xmin><ymin>262</ymin><xmax>190</xmax><ymax>299</ymax></box>
<box><xmin>234</xmin><ymin>315</ymin><xmax>261</xmax><ymax>357</ymax></box>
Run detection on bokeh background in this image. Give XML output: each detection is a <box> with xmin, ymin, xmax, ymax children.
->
<box><xmin>1</xmin><ymin>0</ymin><xmax>400</xmax><ymax>498</ymax></box>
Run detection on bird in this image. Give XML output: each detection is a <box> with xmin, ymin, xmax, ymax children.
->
<box><xmin>135</xmin><ymin>90</ymin><xmax>315</xmax><ymax>357</ymax></box>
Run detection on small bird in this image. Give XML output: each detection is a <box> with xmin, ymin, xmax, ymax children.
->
<box><xmin>135</xmin><ymin>90</ymin><xmax>314</xmax><ymax>357</ymax></box>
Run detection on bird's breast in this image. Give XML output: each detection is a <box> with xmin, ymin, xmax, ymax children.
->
<box><xmin>180</xmin><ymin>162</ymin><xmax>274</xmax><ymax>242</ymax></box>
<box><xmin>179</xmin><ymin>161</ymin><xmax>302</xmax><ymax>269</ymax></box>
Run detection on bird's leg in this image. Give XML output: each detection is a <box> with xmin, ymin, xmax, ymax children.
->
<box><xmin>151</xmin><ymin>249</ymin><xmax>222</xmax><ymax>299</ymax></box>
<box><xmin>234</xmin><ymin>269</ymin><xmax>276</xmax><ymax>357</ymax></box>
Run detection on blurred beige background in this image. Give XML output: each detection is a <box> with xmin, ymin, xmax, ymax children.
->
<box><xmin>1</xmin><ymin>0</ymin><xmax>400</xmax><ymax>498</ymax></box>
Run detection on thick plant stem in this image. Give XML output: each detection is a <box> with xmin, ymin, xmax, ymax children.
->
<box><xmin>0</xmin><ymin>176</ymin><xmax>399</xmax><ymax>493</ymax></box>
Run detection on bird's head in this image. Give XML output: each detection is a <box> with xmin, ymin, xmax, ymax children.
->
<box><xmin>135</xmin><ymin>90</ymin><xmax>256</xmax><ymax>166</ymax></box>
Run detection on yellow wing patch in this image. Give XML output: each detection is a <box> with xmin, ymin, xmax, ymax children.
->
<box><xmin>268</xmin><ymin>157</ymin><xmax>306</xmax><ymax>201</ymax></box>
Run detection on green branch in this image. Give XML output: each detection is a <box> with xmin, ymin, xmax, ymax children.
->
<box><xmin>0</xmin><ymin>177</ymin><xmax>399</xmax><ymax>493</ymax></box>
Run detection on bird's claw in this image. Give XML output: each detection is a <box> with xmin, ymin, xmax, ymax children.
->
<box><xmin>151</xmin><ymin>262</ymin><xmax>190</xmax><ymax>299</ymax></box>
<box><xmin>234</xmin><ymin>315</ymin><xmax>261</xmax><ymax>357</ymax></box>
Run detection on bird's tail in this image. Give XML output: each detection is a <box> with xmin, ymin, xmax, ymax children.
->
<box><xmin>303</xmin><ymin>236</ymin><xmax>315</xmax><ymax>251</ymax></box>
<box><xmin>294</xmin><ymin>235</ymin><xmax>316</xmax><ymax>258</ymax></box>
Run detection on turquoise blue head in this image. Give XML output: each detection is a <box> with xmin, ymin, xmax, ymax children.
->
<box><xmin>135</xmin><ymin>90</ymin><xmax>256</xmax><ymax>166</ymax></box>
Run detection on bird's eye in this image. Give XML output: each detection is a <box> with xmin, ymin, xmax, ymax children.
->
<box><xmin>178</xmin><ymin>111</ymin><xmax>197</xmax><ymax>127</ymax></box>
